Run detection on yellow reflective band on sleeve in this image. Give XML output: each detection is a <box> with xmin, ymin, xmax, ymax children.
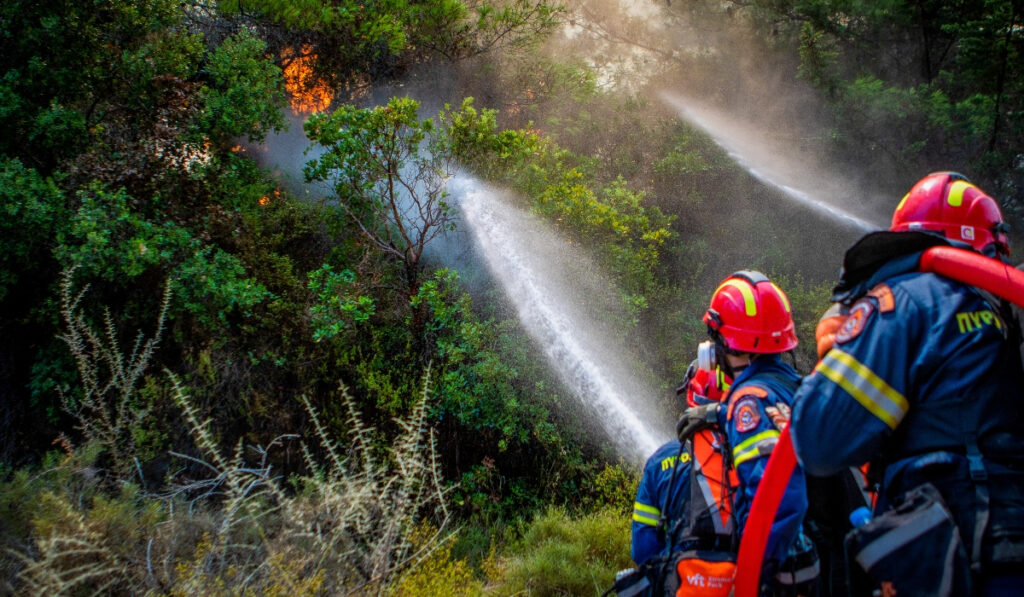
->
<box><xmin>947</xmin><ymin>180</ymin><xmax>974</xmax><ymax>207</ymax></box>
<box><xmin>633</xmin><ymin>502</ymin><xmax>660</xmax><ymax>526</ymax></box>
<box><xmin>815</xmin><ymin>349</ymin><xmax>909</xmax><ymax>430</ymax></box>
<box><xmin>732</xmin><ymin>429</ymin><xmax>780</xmax><ymax>466</ymax></box>
<box><xmin>717</xmin><ymin>279</ymin><xmax>757</xmax><ymax>316</ymax></box>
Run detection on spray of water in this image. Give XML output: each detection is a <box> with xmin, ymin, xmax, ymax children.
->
<box><xmin>659</xmin><ymin>91</ymin><xmax>885</xmax><ymax>232</ymax></box>
<box><xmin>446</xmin><ymin>174</ymin><xmax>668</xmax><ymax>460</ymax></box>
<box><xmin>245</xmin><ymin>109</ymin><xmax>669</xmax><ymax>462</ymax></box>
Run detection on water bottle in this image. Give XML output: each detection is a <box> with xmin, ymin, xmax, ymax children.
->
<box><xmin>849</xmin><ymin>505</ymin><xmax>872</xmax><ymax>528</ymax></box>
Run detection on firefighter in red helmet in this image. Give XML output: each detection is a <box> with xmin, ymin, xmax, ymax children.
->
<box><xmin>629</xmin><ymin>349</ymin><xmax>732</xmax><ymax>556</ymax></box>
<box><xmin>613</xmin><ymin>351</ymin><xmax>735</xmax><ymax>597</ymax></box>
<box><xmin>677</xmin><ymin>271</ymin><xmax>818</xmax><ymax>596</ymax></box>
<box><xmin>793</xmin><ymin>172</ymin><xmax>1024</xmax><ymax>595</ymax></box>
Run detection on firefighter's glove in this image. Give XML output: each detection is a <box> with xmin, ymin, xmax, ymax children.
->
<box><xmin>815</xmin><ymin>303</ymin><xmax>848</xmax><ymax>362</ymax></box>
<box><xmin>676</xmin><ymin>402</ymin><xmax>721</xmax><ymax>441</ymax></box>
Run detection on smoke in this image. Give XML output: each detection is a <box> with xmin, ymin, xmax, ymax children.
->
<box><xmin>242</xmin><ymin>111</ymin><xmax>332</xmax><ymax>200</ymax></box>
<box><xmin>553</xmin><ymin>0</ymin><xmax>900</xmax><ymax>225</ymax></box>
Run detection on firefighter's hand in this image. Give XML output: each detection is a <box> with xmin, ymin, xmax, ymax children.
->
<box><xmin>676</xmin><ymin>402</ymin><xmax>721</xmax><ymax>441</ymax></box>
<box><xmin>815</xmin><ymin>303</ymin><xmax>848</xmax><ymax>361</ymax></box>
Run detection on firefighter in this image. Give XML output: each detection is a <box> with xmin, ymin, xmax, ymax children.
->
<box><xmin>791</xmin><ymin>172</ymin><xmax>1024</xmax><ymax>595</ymax></box>
<box><xmin>631</xmin><ymin>359</ymin><xmax>732</xmax><ymax>566</ymax></box>
<box><xmin>677</xmin><ymin>270</ymin><xmax>818</xmax><ymax>595</ymax></box>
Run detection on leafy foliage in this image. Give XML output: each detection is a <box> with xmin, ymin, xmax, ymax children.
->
<box><xmin>0</xmin><ymin>159</ymin><xmax>67</xmax><ymax>302</ymax></box>
<box><xmin>198</xmin><ymin>30</ymin><xmax>289</xmax><ymax>146</ymax></box>
<box><xmin>217</xmin><ymin>0</ymin><xmax>562</xmax><ymax>74</ymax></box>
<box><xmin>307</xmin><ymin>265</ymin><xmax>376</xmax><ymax>342</ymax></box>
<box><xmin>305</xmin><ymin>97</ymin><xmax>457</xmax><ymax>300</ymax></box>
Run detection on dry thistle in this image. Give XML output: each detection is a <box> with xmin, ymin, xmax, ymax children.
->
<box><xmin>56</xmin><ymin>267</ymin><xmax>172</xmax><ymax>478</ymax></box>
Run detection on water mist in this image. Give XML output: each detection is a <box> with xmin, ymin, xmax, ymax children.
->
<box><xmin>659</xmin><ymin>91</ymin><xmax>886</xmax><ymax>233</ymax></box>
<box><xmin>446</xmin><ymin>175</ymin><xmax>668</xmax><ymax>461</ymax></box>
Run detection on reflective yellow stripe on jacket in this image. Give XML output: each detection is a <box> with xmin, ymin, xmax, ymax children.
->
<box><xmin>815</xmin><ymin>348</ymin><xmax>909</xmax><ymax>429</ymax></box>
<box><xmin>633</xmin><ymin>502</ymin><xmax>659</xmax><ymax>526</ymax></box>
<box><xmin>732</xmin><ymin>429</ymin><xmax>780</xmax><ymax>466</ymax></box>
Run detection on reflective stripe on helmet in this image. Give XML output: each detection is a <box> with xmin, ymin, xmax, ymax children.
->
<box><xmin>896</xmin><ymin>192</ymin><xmax>910</xmax><ymax>213</ymax></box>
<box><xmin>770</xmin><ymin>282</ymin><xmax>791</xmax><ymax>312</ymax></box>
<box><xmin>947</xmin><ymin>180</ymin><xmax>974</xmax><ymax>207</ymax></box>
<box><xmin>717</xmin><ymin>279</ymin><xmax>757</xmax><ymax>316</ymax></box>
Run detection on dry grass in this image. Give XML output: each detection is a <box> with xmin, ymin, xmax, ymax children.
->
<box><xmin>8</xmin><ymin>274</ymin><xmax>454</xmax><ymax>595</ymax></box>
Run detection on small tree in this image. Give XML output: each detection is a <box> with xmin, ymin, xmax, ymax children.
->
<box><xmin>304</xmin><ymin>97</ymin><xmax>471</xmax><ymax>332</ymax></box>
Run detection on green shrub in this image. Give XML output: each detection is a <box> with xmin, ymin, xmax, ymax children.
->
<box><xmin>584</xmin><ymin>462</ymin><xmax>641</xmax><ymax>515</ymax></box>
<box><xmin>388</xmin><ymin>525</ymin><xmax>483</xmax><ymax>597</ymax></box>
<box><xmin>486</xmin><ymin>507</ymin><xmax>632</xmax><ymax>596</ymax></box>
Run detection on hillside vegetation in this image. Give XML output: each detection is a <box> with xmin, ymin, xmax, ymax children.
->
<box><xmin>1</xmin><ymin>0</ymin><xmax>1019</xmax><ymax>594</ymax></box>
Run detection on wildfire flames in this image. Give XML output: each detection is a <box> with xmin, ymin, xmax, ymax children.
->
<box><xmin>258</xmin><ymin>189</ymin><xmax>282</xmax><ymax>207</ymax></box>
<box><xmin>282</xmin><ymin>45</ymin><xmax>334</xmax><ymax>114</ymax></box>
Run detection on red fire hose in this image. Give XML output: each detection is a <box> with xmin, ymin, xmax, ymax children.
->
<box><xmin>920</xmin><ymin>246</ymin><xmax>1024</xmax><ymax>308</ymax></box>
<box><xmin>733</xmin><ymin>246</ymin><xmax>1024</xmax><ymax>596</ymax></box>
<box><xmin>733</xmin><ymin>424</ymin><xmax>797</xmax><ymax>596</ymax></box>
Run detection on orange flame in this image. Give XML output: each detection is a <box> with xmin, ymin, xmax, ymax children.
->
<box><xmin>282</xmin><ymin>45</ymin><xmax>333</xmax><ymax>114</ymax></box>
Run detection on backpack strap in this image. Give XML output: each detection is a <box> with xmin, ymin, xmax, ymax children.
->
<box><xmin>659</xmin><ymin>439</ymin><xmax>690</xmax><ymax>550</ymax></box>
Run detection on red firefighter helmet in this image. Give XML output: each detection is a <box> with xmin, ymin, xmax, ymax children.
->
<box><xmin>703</xmin><ymin>270</ymin><xmax>798</xmax><ymax>354</ymax></box>
<box><xmin>891</xmin><ymin>172</ymin><xmax>1009</xmax><ymax>255</ymax></box>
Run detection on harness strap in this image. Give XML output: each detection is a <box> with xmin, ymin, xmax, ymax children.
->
<box><xmin>659</xmin><ymin>440</ymin><xmax>689</xmax><ymax>548</ymax></box>
<box><xmin>964</xmin><ymin>432</ymin><xmax>990</xmax><ymax>575</ymax></box>
<box><xmin>663</xmin><ymin>429</ymin><xmax>738</xmax><ymax>554</ymax></box>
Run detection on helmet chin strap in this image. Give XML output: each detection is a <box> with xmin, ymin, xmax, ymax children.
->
<box><xmin>713</xmin><ymin>336</ymin><xmax>743</xmax><ymax>379</ymax></box>
<box><xmin>729</xmin><ymin>363</ymin><xmax>749</xmax><ymax>377</ymax></box>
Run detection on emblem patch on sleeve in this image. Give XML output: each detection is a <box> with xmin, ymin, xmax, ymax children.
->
<box><xmin>836</xmin><ymin>299</ymin><xmax>875</xmax><ymax>344</ymax></box>
<box><xmin>734</xmin><ymin>397</ymin><xmax>761</xmax><ymax>433</ymax></box>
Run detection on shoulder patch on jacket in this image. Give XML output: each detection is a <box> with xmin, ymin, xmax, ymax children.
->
<box><xmin>727</xmin><ymin>385</ymin><xmax>768</xmax><ymax>421</ymax></box>
<box><xmin>836</xmin><ymin>299</ymin><xmax>875</xmax><ymax>344</ymax></box>
<box><xmin>867</xmin><ymin>283</ymin><xmax>894</xmax><ymax>313</ymax></box>
<box><xmin>733</xmin><ymin>397</ymin><xmax>761</xmax><ymax>433</ymax></box>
